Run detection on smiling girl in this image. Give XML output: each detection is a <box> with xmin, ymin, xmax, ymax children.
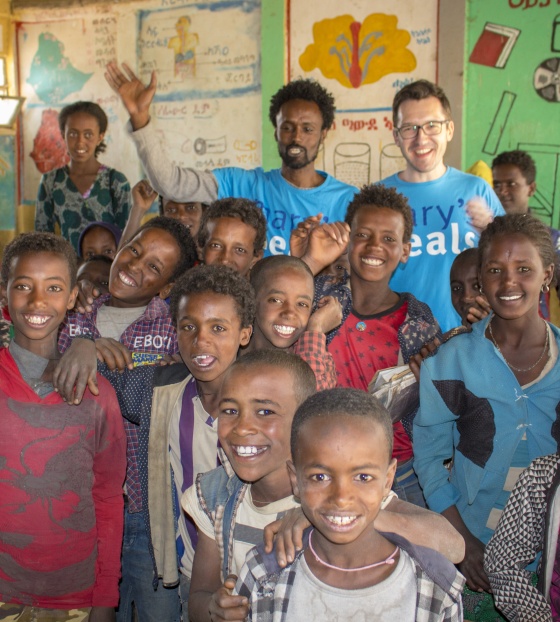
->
<box><xmin>35</xmin><ymin>101</ymin><xmax>131</xmax><ymax>253</ymax></box>
<box><xmin>413</xmin><ymin>213</ymin><xmax>560</xmax><ymax>620</ymax></box>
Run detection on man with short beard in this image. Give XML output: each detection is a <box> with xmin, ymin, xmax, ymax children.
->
<box><xmin>106</xmin><ymin>64</ymin><xmax>357</xmax><ymax>256</ymax></box>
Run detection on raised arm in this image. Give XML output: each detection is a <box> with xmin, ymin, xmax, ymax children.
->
<box><xmin>105</xmin><ymin>62</ymin><xmax>218</xmax><ymax>204</ymax></box>
<box><xmin>120</xmin><ymin>180</ymin><xmax>157</xmax><ymax>249</ymax></box>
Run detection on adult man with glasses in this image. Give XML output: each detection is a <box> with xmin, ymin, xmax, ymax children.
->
<box><xmin>382</xmin><ymin>80</ymin><xmax>503</xmax><ymax>331</ymax></box>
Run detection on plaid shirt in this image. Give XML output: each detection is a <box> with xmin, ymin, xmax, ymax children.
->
<box><xmin>291</xmin><ymin>331</ymin><xmax>337</xmax><ymax>391</ymax></box>
<box><xmin>236</xmin><ymin>530</ymin><xmax>465</xmax><ymax>622</ymax></box>
<box><xmin>59</xmin><ymin>294</ymin><xmax>178</xmax><ymax>512</ymax></box>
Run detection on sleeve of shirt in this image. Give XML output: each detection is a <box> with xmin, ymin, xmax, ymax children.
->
<box><xmin>91</xmin><ymin>379</ymin><xmax>127</xmax><ymax>606</ymax></box>
<box><xmin>97</xmin><ymin>362</ymin><xmax>156</xmax><ymax>425</ymax></box>
<box><xmin>181</xmin><ymin>484</ymin><xmax>215</xmax><ymax>540</ymax></box>
<box><xmin>35</xmin><ymin>173</ymin><xmax>55</xmax><ymax>232</ymax></box>
<box><xmin>480</xmin><ymin>180</ymin><xmax>505</xmax><ymax>218</ymax></box>
<box><xmin>127</xmin><ymin>121</ymin><xmax>219</xmax><ymax>203</ymax></box>
<box><xmin>110</xmin><ymin>169</ymin><xmax>132</xmax><ymax>230</ymax></box>
<box><xmin>292</xmin><ymin>331</ymin><xmax>337</xmax><ymax>391</ymax></box>
<box><xmin>412</xmin><ymin>361</ymin><xmax>461</xmax><ymax>513</ymax></box>
<box><xmin>485</xmin><ymin>464</ymin><xmax>552</xmax><ymax>622</ymax></box>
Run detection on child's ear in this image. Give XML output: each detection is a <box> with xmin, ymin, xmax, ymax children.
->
<box><xmin>287</xmin><ymin>460</ymin><xmax>300</xmax><ymax>498</ymax></box>
<box><xmin>239</xmin><ymin>325</ymin><xmax>252</xmax><ymax>347</ymax></box>
<box><xmin>67</xmin><ymin>285</ymin><xmax>79</xmax><ymax>311</ymax></box>
<box><xmin>400</xmin><ymin>241</ymin><xmax>412</xmax><ymax>265</ymax></box>
<box><xmin>159</xmin><ymin>282</ymin><xmax>174</xmax><ymax>300</ymax></box>
<box><xmin>528</xmin><ymin>181</ymin><xmax>537</xmax><ymax>197</ymax></box>
<box><xmin>384</xmin><ymin>458</ymin><xmax>397</xmax><ymax>497</ymax></box>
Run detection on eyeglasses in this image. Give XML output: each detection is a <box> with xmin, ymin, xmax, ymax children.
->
<box><xmin>395</xmin><ymin>120</ymin><xmax>450</xmax><ymax>140</ymax></box>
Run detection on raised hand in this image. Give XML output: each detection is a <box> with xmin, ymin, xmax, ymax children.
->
<box><xmin>105</xmin><ymin>62</ymin><xmax>157</xmax><ymax>129</ymax></box>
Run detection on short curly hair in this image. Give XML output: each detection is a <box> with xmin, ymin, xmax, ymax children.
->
<box><xmin>250</xmin><ymin>255</ymin><xmax>314</xmax><ymax>296</ymax></box>
<box><xmin>197</xmin><ymin>198</ymin><xmax>267</xmax><ymax>256</ymax></box>
<box><xmin>169</xmin><ymin>265</ymin><xmax>256</xmax><ymax>329</ymax></box>
<box><xmin>269</xmin><ymin>79</ymin><xmax>336</xmax><ymax>130</ymax></box>
<box><xmin>291</xmin><ymin>388</ymin><xmax>393</xmax><ymax>464</ymax></box>
<box><xmin>345</xmin><ymin>184</ymin><xmax>413</xmax><ymax>243</ymax></box>
<box><xmin>225</xmin><ymin>349</ymin><xmax>317</xmax><ymax>406</ymax></box>
<box><xmin>478</xmin><ymin>213</ymin><xmax>556</xmax><ymax>273</ymax></box>
<box><xmin>1</xmin><ymin>232</ymin><xmax>78</xmax><ymax>287</ymax></box>
<box><xmin>492</xmin><ymin>150</ymin><xmax>536</xmax><ymax>185</ymax></box>
<box><xmin>58</xmin><ymin>101</ymin><xmax>109</xmax><ymax>157</ymax></box>
<box><xmin>131</xmin><ymin>216</ymin><xmax>198</xmax><ymax>282</ymax></box>
<box><xmin>392</xmin><ymin>80</ymin><xmax>452</xmax><ymax>126</ymax></box>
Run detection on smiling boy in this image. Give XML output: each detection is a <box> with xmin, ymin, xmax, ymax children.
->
<box><xmin>0</xmin><ymin>233</ymin><xmax>126</xmax><ymax>622</ymax></box>
<box><xmin>236</xmin><ymin>388</ymin><xmax>465</xmax><ymax>621</ymax></box>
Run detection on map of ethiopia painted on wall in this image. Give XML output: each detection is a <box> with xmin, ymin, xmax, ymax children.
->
<box><xmin>27</xmin><ymin>33</ymin><xmax>92</xmax><ymax>104</ymax></box>
<box><xmin>299</xmin><ymin>13</ymin><xmax>416</xmax><ymax>89</ymax></box>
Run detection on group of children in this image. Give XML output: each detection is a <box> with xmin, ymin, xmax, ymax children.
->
<box><xmin>2</xmin><ymin>91</ymin><xmax>560</xmax><ymax>622</ymax></box>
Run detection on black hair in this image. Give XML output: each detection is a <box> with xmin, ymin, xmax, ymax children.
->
<box><xmin>227</xmin><ymin>349</ymin><xmax>316</xmax><ymax>405</ymax></box>
<box><xmin>291</xmin><ymin>388</ymin><xmax>393</xmax><ymax>462</ymax></box>
<box><xmin>1</xmin><ymin>232</ymin><xmax>78</xmax><ymax>287</ymax></box>
<box><xmin>269</xmin><ymin>78</ymin><xmax>336</xmax><ymax>130</ymax></box>
<box><xmin>478</xmin><ymin>214</ymin><xmax>556</xmax><ymax>272</ymax></box>
<box><xmin>250</xmin><ymin>255</ymin><xmax>314</xmax><ymax>295</ymax></box>
<box><xmin>158</xmin><ymin>196</ymin><xmax>210</xmax><ymax>216</ymax></box>
<box><xmin>169</xmin><ymin>265</ymin><xmax>256</xmax><ymax>328</ymax></box>
<box><xmin>492</xmin><ymin>150</ymin><xmax>537</xmax><ymax>185</ymax></box>
<box><xmin>345</xmin><ymin>184</ymin><xmax>413</xmax><ymax>243</ymax></box>
<box><xmin>392</xmin><ymin>79</ymin><xmax>452</xmax><ymax>126</ymax></box>
<box><xmin>197</xmin><ymin>198</ymin><xmax>267</xmax><ymax>256</ymax></box>
<box><xmin>132</xmin><ymin>216</ymin><xmax>198</xmax><ymax>282</ymax></box>
<box><xmin>450</xmin><ymin>247</ymin><xmax>479</xmax><ymax>276</ymax></box>
<box><xmin>58</xmin><ymin>101</ymin><xmax>109</xmax><ymax>157</ymax></box>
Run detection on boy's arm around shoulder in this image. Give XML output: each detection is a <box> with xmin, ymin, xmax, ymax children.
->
<box><xmin>90</xmin><ymin>376</ymin><xmax>127</xmax><ymax>607</ymax></box>
<box><xmin>375</xmin><ymin>497</ymin><xmax>465</xmax><ymax>564</ymax></box>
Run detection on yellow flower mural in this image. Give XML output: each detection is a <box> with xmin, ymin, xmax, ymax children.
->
<box><xmin>300</xmin><ymin>13</ymin><xmax>416</xmax><ymax>89</ymax></box>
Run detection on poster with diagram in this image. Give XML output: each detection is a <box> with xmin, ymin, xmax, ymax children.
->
<box><xmin>289</xmin><ymin>0</ymin><xmax>439</xmax><ymax>186</ymax></box>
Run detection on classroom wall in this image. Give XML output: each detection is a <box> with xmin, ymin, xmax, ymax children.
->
<box><xmin>4</xmin><ymin>0</ymin><xmax>556</xmax><ymax>248</ymax></box>
<box><xmin>464</xmin><ymin>0</ymin><xmax>560</xmax><ymax>227</ymax></box>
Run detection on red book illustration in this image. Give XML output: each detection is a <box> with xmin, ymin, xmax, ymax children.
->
<box><xmin>469</xmin><ymin>23</ymin><xmax>520</xmax><ymax>69</ymax></box>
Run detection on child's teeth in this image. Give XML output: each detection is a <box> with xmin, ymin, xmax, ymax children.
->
<box><xmin>327</xmin><ymin>515</ymin><xmax>356</xmax><ymax>526</ymax></box>
<box><xmin>235</xmin><ymin>446</ymin><xmax>262</xmax><ymax>455</ymax></box>
<box><xmin>26</xmin><ymin>315</ymin><xmax>48</xmax><ymax>325</ymax></box>
<box><xmin>361</xmin><ymin>258</ymin><xmax>383</xmax><ymax>266</ymax></box>
<box><xmin>274</xmin><ymin>325</ymin><xmax>296</xmax><ymax>335</ymax></box>
<box><xmin>194</xmin><ymin>355</ymin><xmax>214</xmax><ymax>366</ymax></box>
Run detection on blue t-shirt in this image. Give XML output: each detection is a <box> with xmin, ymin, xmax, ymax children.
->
<box><xmin>214</xmin><ymin>167</ymin><xmax>357</xmax><ymax>256</ymax></box>
<box><xmin>383</xmin><ymin>167</ymin><xmax>504</xmax><ymax>332</ymax></box>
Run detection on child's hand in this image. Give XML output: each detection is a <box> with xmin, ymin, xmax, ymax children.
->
<box><xmin>105</xmin><ymin>62</ymin><xmax>156</xmax><ymax>130</ymax></box>
<box><xmin>408</xmin><ymin>337</ymin><xmax>441</xmax><ymax>382</ymax></box>
<box><xmin>209</xmin><ymin>575</ymin><xmax>249</xmax><ymax>621</ymax></box>
<box><xmin>465</xmin><ymin>295</ymin><xmax>492</xmax><ymax>326</ymax></box>
<box><xmin>307</xmin><ymin>296</ymin><xmax>342</xmax><ymax>334</ymax></box>
<box><xmin>466</xmin><ymin>196</ymin><xmax>493</xmax><ymax>232</ymax></box>
<box><xmin>95</xmin><ymin>338</ymin><xmax>134</xmax><ymax>372</ymax></box>
<box><xmin>132</xmin><ymin>179</ymin><xmax>156</xmax><ymax>213</ymax></box>
<box><xmin>290</xmin><ymin>213</ymin><xmax>323</xmax><ymax>258</ymax></box>
<box><xmin>74</xmin><ymin>279</ymin><xmax>102</xmax><ymax>314</ymax></box>
<box><xmin>460</xmin><ymin>533</ymin><xmax>492</xmax><ymax>593</ymax></box>
<box><xmin>53</xmin><ymin>338</ymin><xmax>98</xmax><ymax>404</ymax></box>
<box><xmin>263</xmin><ymin>507</ymin><xmax>311</xmax><ymax>567</ymax></box>
<box><xmin>88</xmin><ymin>606</ymin><xmax>116</xmax><ymax>622</ymax></box>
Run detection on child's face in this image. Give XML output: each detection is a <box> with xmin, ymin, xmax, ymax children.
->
<box><xmin>162</xmin><ymin>200</ymin><xmax>203</xmax><ymax>237</ymax></box>
<box><xmin>202</xmin><ymin>217</ymin><xmax>262</xmax><ymax>277</ymax></box>
<box><xmin>348</xmin><ymin>206</ymin><xmax>411</xmax><ymax>285</ymax></box>
<box><xmin>81</xmin><ymin>226</ymin><xmax>117</xmax><ymax>260</ymax></box>
<box><xmin>109</xmin><ymin>228</ymin><xmax>179</xmax><ymax>308</ymax></box>
<box><xmin>77</xmin><ymin>259</ymin><xmax>110</xmax><ymax>294</ymax></box>
<box><xmin>492</xmin><ymin>164</ymin><xmax>535</xmax><ymax>215</ymax></box>
<box><xmin>218</xmin><ymin>364</ymin><xmax>298</xmax><ymax>499</ymax></box>
<box><xmin>64</xmin><ymin>112</ymin><xmax>104</xmax><ymax>164</ymax></box>
<box><xmin>318</xmin><ymin>252</ymin><xmax>350</xmax><ymax>281</ymax></box>
<box><xmin>176</xmin><ymin>291</ymin><xmax>252</xmax><ymax>384</ymax></box>
<box><xmin>289</xmin><ymin>415</ymin><xmax>396</xmax><ymax>550</ymax></box>
<box><xmin>450</xmin><ymin>257</ymin><xmax>481</xmax><ymax>326</ymax></box>
<box><xmin>253</xmin><ymin>267</ymin><xmax>314</xmax><ymax>349</ymax></box>
<box><xmin>481</xmin><ymin>233</ymin><xmax>554</xmax><ymax>321</ymax></box>
<box><xmin>2</xmin><ymin>252</ymin><xmax>78</xmax><ymax>357</ymax></box>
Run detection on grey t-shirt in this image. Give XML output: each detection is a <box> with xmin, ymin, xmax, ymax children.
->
<box><xmin>286</xmin><ymin>547</ymin><xmax>417</xmax><ymax>621</ymax></box>
<box><xmin>9</xmin><ymin>340</ymin><xmax>53</xmax><ymax>398</ymax></box>
<box><xmin>96</xmin><ymin>304</ymin><xmax>147</xmax><ymax>341</ymax></box>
